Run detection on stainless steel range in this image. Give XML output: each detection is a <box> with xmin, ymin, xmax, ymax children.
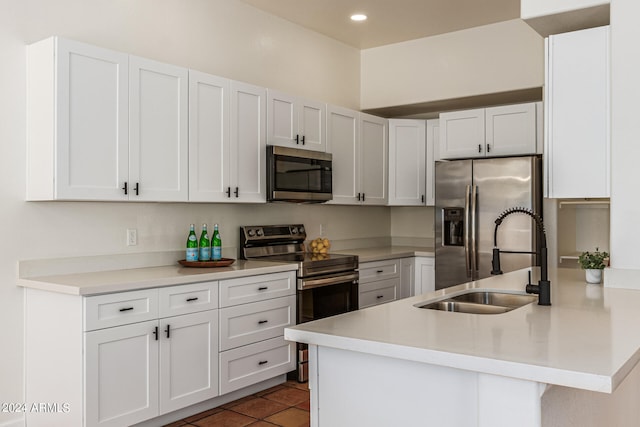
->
<box><xmin>240</xmin><ymin>224</ymin><xmax>359</xmax><ymax>382</ymax></box>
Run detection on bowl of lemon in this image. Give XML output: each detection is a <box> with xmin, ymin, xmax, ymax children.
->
<box><xmin>308</xmin><ymin>237</ymin><xmax>331</xmax><ymax>254</ymax></box>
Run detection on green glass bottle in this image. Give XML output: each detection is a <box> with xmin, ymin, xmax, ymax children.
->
<box><xmin>212</xmin><ymin>224</ymin><xmax>222</xmax><ymax>261</ymax></box>
<box><xmin>186</xmin><ymin>224</ymin><xmax>198</xmax><ymax>261</ymax></box>
<box><xmin>199</xmin><ymin>224</ymin><xmax>211</xmax><ymax>261</ymax></box>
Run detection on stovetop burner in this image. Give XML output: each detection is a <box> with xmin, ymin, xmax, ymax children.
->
<box><xmin>239</xmin><ymin>224</ymin><xmax>358</xmax><ymax>278</ymax></box>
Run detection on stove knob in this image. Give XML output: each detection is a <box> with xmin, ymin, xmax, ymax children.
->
<box><xmin>247</xmin><ymin>229</ymin><xmax>255</xmax><ymax>237</ymax></box>
<box><xmin>256</xmin><ymin>229</ymin><xmax>263</xmax><ymax>236</ymax></box>
<box><xmin>291</xmin><ymin>227</ymin><xmax>298</xmax><ymax>235</ymax></box>
<box><xmin>298</xmin><ymin>226</ymin><xmax>305</xmax><ymax>234</ymax></box>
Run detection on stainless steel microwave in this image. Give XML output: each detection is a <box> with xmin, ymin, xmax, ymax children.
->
<box><xmin>267</xmin><ymin>146</ymin><xmax>332</xmax><ymax>203</ymax></box>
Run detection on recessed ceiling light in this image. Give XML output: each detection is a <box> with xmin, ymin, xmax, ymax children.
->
<box><xmin>350</xmin><ymin>14</ymin><xmax>367</xmax><ymax>22</ymax></box>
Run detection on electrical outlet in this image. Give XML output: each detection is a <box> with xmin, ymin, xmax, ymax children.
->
<box><xmin>127</xmin><ymin>229</ymin><xmax>137</xmax><ymax>246</ymax></box>
<box><xmin>320</xmin><ymin>224</ymin><xmax>327</xmax><ymax>237</ymax></box>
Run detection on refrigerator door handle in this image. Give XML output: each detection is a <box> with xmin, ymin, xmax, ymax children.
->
<box><xmin>471</xmin><ymin>184</ymin><xmax>478</xmax><ymax>279</ymax></box>
<box><xmin>464</xmin><ymin>185</ymin><xmax>472</xmax><ymax>278</ymax></box>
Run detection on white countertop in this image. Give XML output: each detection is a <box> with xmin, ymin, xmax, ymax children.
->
<box><xmin>334</xmin><ymin>246</ymin><xmax>434</xmax><ymax>263</ymax></box>
<box><xmin>285</xmin><ymin>267</ymin><xmax>640</xmax><ymax>394</ymax></box>
<box><xmin>17</xmin><ymin>260</ymin><xmax>298</xmax><ymax>296</ymax></box>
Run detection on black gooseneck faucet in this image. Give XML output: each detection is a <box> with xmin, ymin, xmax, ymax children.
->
<box><xmin>490</xmin><ymin>207</ymin><xmax>551</xmax><ymax>306</ymax></box>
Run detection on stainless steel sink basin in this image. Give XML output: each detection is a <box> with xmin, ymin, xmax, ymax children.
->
<box><xmin>449</xmin><ymin>291</ymin><xmax>537</xmax><ymax>308</ymax></box>
<box><xmin>417</xmin><ymin>290</ymin><xmax>537</xmax><ymax>314</ymax></box>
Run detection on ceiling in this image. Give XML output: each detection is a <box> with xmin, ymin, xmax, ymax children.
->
<box><xmin>238</xmin><ymin>0</ymin><xmax>521</xmax><ymax>49</ymax></box>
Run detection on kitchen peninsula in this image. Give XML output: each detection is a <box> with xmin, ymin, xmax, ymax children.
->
<box><xmin>285</xmin><ymin>267</ymin><xmax>640</xmax><ymax>427</ymax></box>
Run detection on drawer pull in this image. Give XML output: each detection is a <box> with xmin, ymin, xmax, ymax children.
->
<box><xmin>165</xmin><ymin>324</ymin><xmax>171</xmax><ymax>339</ymax></box>
<box><xmin>119</xmin><ymin>307</ymin><xmax>134</xmax><ymax>312</ymax></box>
<box><xmin>377</xmin><ymin>295</ymin><xmax>384</xmax><ymax>299</ymax></box>
<box><xmin>258</xmin><ymin>286</ymin><xmax>269</xmax><ymax>291</ymax></box>
<box><xmin>376</xmin><ymin>270</ymin><xmax>384</xmax><ymax>273</ymax></box>
<box><xmin>186</xmin><ymin>297</ymin><xmax>199</xmax><ymax>302</ymax></box>
<box><xmin>258</xmin><ymin>360</ymin><xmax>269</xmax><ymax>366</ymax></box>
<box><xmin>153</xmin><ymin>326</ymin><xmax>158</xmax><ymax>341</ymax></box>
<box><xmin>258</xmin><ymin>320</ymin><xmax>269</xmax><ymax>325</ymax></box>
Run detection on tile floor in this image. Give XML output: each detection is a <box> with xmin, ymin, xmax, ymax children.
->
<box><xmin>165</xmin><ymin>380</ymin><xmax>310</xmax><ymax>427</ymax></box>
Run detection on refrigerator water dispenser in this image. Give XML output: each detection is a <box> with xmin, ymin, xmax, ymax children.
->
<box><xmin>443</xmin><ymin>208</ymin><xmax>464</xmax><ymax>246</ymax></box>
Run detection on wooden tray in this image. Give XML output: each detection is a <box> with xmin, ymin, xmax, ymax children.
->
<box><xmin>178</xmin><ymin>258</ymin><xmax>235</xmax><ymax>268</ymax></box>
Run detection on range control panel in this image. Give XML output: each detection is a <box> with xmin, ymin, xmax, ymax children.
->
<box><xmin>240</xmin><ymin>224</ymin><xmax>307</xmax><ymax>243</ymax></box>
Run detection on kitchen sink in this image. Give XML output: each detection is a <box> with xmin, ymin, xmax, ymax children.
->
<box><xmin>417</xmin><ymin>290</ymin><xmax>537</xmax><ymax>314</ymax></box>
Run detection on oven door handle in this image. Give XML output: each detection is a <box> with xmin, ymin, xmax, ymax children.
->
<box><xmin>298</xmin><ymin>272</ymin><xmax>359</xmax><ymax>290</ymax></box>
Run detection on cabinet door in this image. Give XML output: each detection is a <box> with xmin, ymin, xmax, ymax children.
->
<box><xmin>388</xmin><ymin>119</ymin><xmax>426</xmax><ymax>206</ymax></box>
<box><xmin>159</xmin><ymin>311</ymin><xmax>218</xmax><ymax>414</ymax></box>
<box><xmin>425</xmin><ymin>119</ymin><xmax>438</xmax><ymax>206</ymax></box>
<box><xmin>399</xmin><ymin>258</ymin><xmax>415</xmax><ymax>299</ymax></box>
<box><xmin>28</xmin><ymin>37</ymin><xmax>129</xmax><ymax>201</ymax></box>
<box><xmin>267</xmin><ymin>89</ymin><xmax>297</xmax><ymax>148</ymax></box>
<box><xmin>188</xmin><ymin>70</ymin><xmax>231</xmax><ymax>202</ymax></box>
<box><xmin>439</xmin><ymin>108</ymin><xmax>485</xmax><ymax>159</ymax></box>
<box><xmin>327</xmin><ymin>105</ymin><xmax>360</xmax><ymax>204</ymax></box>
<box><xmin>85</xmin><ymin>320</ymin><xmax>159</xmax><ymax>427</ymax></box>
<box><xmin>360</xmin><ymin>113</ymin><xmax>388</xmax><ymax>205</ymax></box>
<box><xmin>547</xmin><ymin>26</ymin><xmax>610</xmax><ymax>198</ymax></box>
<box><xmin>298</xmin><ymin>98</ymin><xmax>327</xmax><ymax>152</ymax></box>
<box><xmin>414</xmin><ymin>257</ymin><xmax>435</xmax><ymax>295</ymax></box>
<box><xmin>229</xmin><ymin>81</ymin><xmax>267</xmax><ymax>203</ymax></box>
<box><xmin>129</xmin><ymin>56</ymin><xmax>188</xmax><ymax>201</ymax></box>
<box><xmin>486</xmin><ymin>103</ymin><xmax>537</xmax><ymax>157</ymax></box>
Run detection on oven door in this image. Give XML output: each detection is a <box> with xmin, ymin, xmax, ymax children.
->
<box><xmin>297</xmin><ymin>271</ymin><xmax>359</xmax><ymax>324</ymax></box>
<box><xmin>267</xmin><ymin>145</ymin><xmax>332</xmax><ymax>202</ymax></box>
<box><xmin>295</xmin><ymin>271</ymin><xmax>358</xmax><ymax>382</ymax></box>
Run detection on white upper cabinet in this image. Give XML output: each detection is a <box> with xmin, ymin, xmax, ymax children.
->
<box><xmin>27</xmin><ymin>37</ymin><xmax>189</xmax><ymax>201</ymax></box>
<box><xmin>188</xmin><ymin>70</ymin><xmax>230</xmax><ymax>202</ymax></box>
<box><xmin>439</xmin><ymin>102</ymin><xmax>540</xmax><ymax>160</ymax></box>
<box><xmin>546</xmin><ymin>26</ymin><xmax>610</xmax><ymax>198</ymax></box>
<box><xmin>425</xmin><ymin>119</ymin><xmax>438</xmax><ymax>206</ymax></box>
<box><xmin>27</xmin><ymin>37</ymin><xmax>129</xmax><ymax>201</ymax></box>
<box><xmin>327</xmin><ymin>106</ymin><xmax>387</xmax><ymax>205</ymax></box>
<box><xmin>188</xmin><ymin>74</ymin><xmax>266</xmax><ymax>203</ymax></box>
<box><xmin>230</xmin><ymin>81</ymin><xmax>267</xmax><ymax>203</ymax></box>
<box><xmin>360</xmin><ymin>113</ymin><xmax>388</xmax><ymax>205</ymax></box>
<box><xmin>439</xmin><ymin>108</ymin><xmax>486</xmax><ymax>159</ymax></box>
<box><xmin>485</xmin><ymin>103</ymin><xmax>538</xmax><ymax>157</ymax></box>
<box><xmin>327</xmin><ymin>105</ymin><xmax>359</xmax><ymax>204</ymax></box>
<box><xmin>387</xmin><ymin>119</ymin><xmax>436</xmax><ymax>207</ymax></box>
<box><xmin>267</xmin><ymin>89</ymin><xmax>326</xmax><ymax>152</ymax></box>
<box><xmin>388</xmin><ymin>119</ymin><xmax>426</xmax><ymax>206</ymax></box>
<box><xmin>129</xmin><ymin>56</ymin><xmax>189</xmax><ymax>201</ymax></box>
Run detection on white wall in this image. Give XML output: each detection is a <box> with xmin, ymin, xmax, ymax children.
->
<box><xmin>0</xmin><ymin>1</ymin><xmax>372</xmax><ymax>425</ymax></box>
<box><xmin>360</xmin><ymin>19</ymin><xmax>544</xmax><ymax>110</ymax></box>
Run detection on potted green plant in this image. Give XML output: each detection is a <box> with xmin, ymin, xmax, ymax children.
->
<box><xmin>578</xmin><ymin>248</ymin><xmax>609</xmax><ymax>284</ymax></box>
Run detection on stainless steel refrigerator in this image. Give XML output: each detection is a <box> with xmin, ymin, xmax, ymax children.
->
<box><xmin>435</xmin><ymin>156</ymin><xmax>543</xmax><ymax>289</ymax></box>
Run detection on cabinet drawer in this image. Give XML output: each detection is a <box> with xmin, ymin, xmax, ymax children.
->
<box><xmin>219</xmin><ymin>336</ymin><xmax>295</xmax><ymax>395</ymax></box>
<box><xmin>84</xmin><ymin>289</ymin><xmax>159</xmax><ymax>331</ymax></box>
<box><xmin>359</xmin><ymin>259</ymin><xmax>400</xmax><ymax>282</ymax></box>
<box><xmin>159</xmin><ymin>281</ymin><xmax>218</xmax><ymax>318</ymax></box>
<box><xmin>359</xmin><ymin>278</ymin><xmax>399</xmax><ymax>309</ymax></box>
<box><xmin>219</xmin><ymin>295</ymin><xmax>295</xmax><ymax>351</ymax></box>
<box><xmin>219</xmin><ymin>272</ymin><xmax>295</xmax><ymax>307</ymax></box>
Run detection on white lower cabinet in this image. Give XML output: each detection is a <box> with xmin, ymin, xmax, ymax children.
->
<box><xmin>358</xmin><ymin>259</ymin><xmax>401</xmax><ymax>309</ymax></box>
<box><xmin>220</xmin><ymin>336</ymin><xmax>295</xmax><ymax>395</ymax></box>
<box><xmin>218</xmin><ymin>273</ymin><xmax>296</xmax><ymax>395</ymax></box>
<box><xmin>414</xmin><ymin>256</ymin><xmax>435</xmax><ymax>296</ymax></box>
<box><xmin>85</xmin><ymin>320</ymin><xmax>160</xmax><ymax>427</ymax></box>
<box><xmin>25</xmin><ymin>271</ymin><xmax>295</xmax><ymax>427</ymax></box>
<box><xmin>159</xmin><ymin>310</ymin><xmax>219</xmax><ymax>414</ymax></box>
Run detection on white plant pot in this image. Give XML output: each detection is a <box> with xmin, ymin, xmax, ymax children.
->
<box><xmin>585</xmin><ymin>269</ymin><xmax>603</xmax><ymax>284</ymax></box>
